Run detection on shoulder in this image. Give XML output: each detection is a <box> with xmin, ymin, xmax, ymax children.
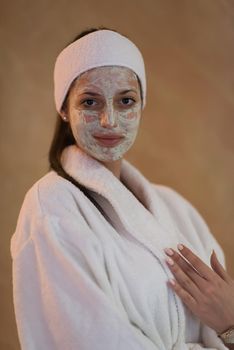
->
<box><xmin>151</xmin><ymin>182</ymin><xmax>208</xmax><ymax>230</ymax></box>
<box><xmin>152</xmin><ymin>183</ymin><xmax>194</xmax><ymax>210</ymax></box>
<box><xmin>151</xmin><ymin>183</ymin><xmax>226</xmax><ymax>265</ymax></box>
<box><xmin>11</xmin><ymin>171</ymin><xmax>89</xmax><ymax>258</ymax></box>
<box><xmin>14</xmin><ymin>170</ymin><xmax>86</xmax><ymax>235</ymax></box>
<box><xmin>152</xmin><ymin>183</ymin><xmax>203</xmax><ymax>225</ymax></box>
<box><xmin>21</xmin><ymin>171</ymin><xmax>85</xmax><ymax>218</ymax></box>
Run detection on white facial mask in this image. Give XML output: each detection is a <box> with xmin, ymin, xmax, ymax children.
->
<box><xmin>67</xmin><ymin>66</ymin><xmax>142</xmax><ymax>162</ymax></box>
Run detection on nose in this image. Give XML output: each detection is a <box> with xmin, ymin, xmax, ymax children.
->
<box><xmin>100</xmin><ymin>103</ymin><xmax>118</xmax><ymax>128</ymax></box>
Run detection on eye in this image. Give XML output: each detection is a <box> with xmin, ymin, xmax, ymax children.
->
<box><xmin>81</xmin><ymin>99</ymin><xmax>97</xmax><ymax>107</ymax></box>
<box><xmin>120</xmin><ymin>97</ymin><xmax>136</xmax><ymax>106</ymax></box>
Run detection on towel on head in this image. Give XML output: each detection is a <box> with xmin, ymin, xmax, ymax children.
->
<box><xmin>54</xmin><ymin>30</ymin><xmax>146</xmax><ymax>113</ymax></box>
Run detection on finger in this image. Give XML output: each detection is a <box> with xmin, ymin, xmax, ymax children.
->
<box><xmin>165</xmin><ymin>256</ymin><xmax>203</xmax><ymax>301</ymax></box>
<box><xmin>210</xmin><ymin>250</ymin><xmax>232</xmax><ymax>283</ymax></box>
<box><xmin>167</xmin><ymin>278</ymin><xmax>198</xmax><ymax>313</ymax></box>
<box><xmin>177</xmin><ymin>244</ymin><xmax>215</xmax><ymax>281</ymax></box>
<box><xmin>165</xmin><ymin>248</ymin><xmax>208</xmax><ymax>290</ymax></box>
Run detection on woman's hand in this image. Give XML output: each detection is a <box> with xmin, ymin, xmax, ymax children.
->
<box><xmin>164</xmin><ymin>244</ymin><xmax>234</xmax><ymax>335</ymax></box>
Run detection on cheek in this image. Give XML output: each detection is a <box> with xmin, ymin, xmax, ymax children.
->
<box><xmin>118</xmin><ymin>109</ymin><xmax>141</xmax><ymax>127</ymax></box>
<box><xmin>79</xmin><ymin>109</ymin><xmax>100</xmax><ymax>124</ymax></box>
<box><xmin>126</xmin><ymin>111</ymin><xmax>138</xmax><ymax>120</ymax></box>
<box><xmin>83</xmin><ymin>112</ymin><xmax>99</xmax><ymax>123</ymax></box>
<box><xmin>70</xmin><ymin>110</ymin><xmax>99</xmax><ymax>127</ymax></box>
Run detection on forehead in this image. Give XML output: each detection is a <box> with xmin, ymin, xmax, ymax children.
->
<box><xmin>72</xmin><ymin>66</ymin><xmax>139</xmax><ymax>90</ymax></box>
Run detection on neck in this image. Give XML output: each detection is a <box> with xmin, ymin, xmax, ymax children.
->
<box><xmin>101</xmin><ymin>159</ymin><xmax>122</xmax><ymax>179</ymax></box>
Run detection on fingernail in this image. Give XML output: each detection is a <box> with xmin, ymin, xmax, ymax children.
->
<box><xmin>166</xmin><ymin>257</ymin><xmax>174</xmax><ymax>266</ymax></box>
<box><xmin>212</xmin><ymin>249</ymin><xmax>217</xmax><ymax>257</ymax></box>
<box><xmin>178</xmin><ymin>244</ymin><xmax>184</xmax><ymax>251</ymax></box>
<box><xmin>164</xmin><ymin>248</ymin><xmax>174</xmax><ymax>256</ymax></box>
<box><xmin>169</xmin><ymin>278</ymin><xmax>176</xmax><ymax>286</ymax></box>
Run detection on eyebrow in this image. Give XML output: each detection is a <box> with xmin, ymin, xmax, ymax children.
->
<box><xmin>78</xmin><ymin>89</ymin><xmax>138</xmax><ymax>96</ymax></box>
<box><xmin>119</xmin><ymin>89</ymin><xmax>138</xmax><ymax>95</ymax></box>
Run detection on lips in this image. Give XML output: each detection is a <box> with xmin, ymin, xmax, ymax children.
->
<box><xmin>93</xmin><ymin>134</ymin><xmax>125</xmax><ymax>147</ymax></box>
<box><xmin>93</xmin><ymin>133</ymin><xmax>124</xmax><ymax>139</ymax></box>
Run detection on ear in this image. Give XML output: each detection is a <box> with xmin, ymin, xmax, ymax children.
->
<box><xmin>60</xmin><ymin>109</ymin><xmax>69</xmax><ymax>122</ymax></box>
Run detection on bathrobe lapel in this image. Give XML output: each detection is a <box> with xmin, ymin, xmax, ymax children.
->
<box><xmin>61</xmin><ymin>145</ymin><xmax>188</xmax><ymax>349</ymax></box>
<box><xmin>61</xmin><ymin>145</ymin><xmax>180</xmax><ymax>268</ymax></box>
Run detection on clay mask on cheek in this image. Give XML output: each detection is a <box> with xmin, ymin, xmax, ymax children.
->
<box><xmin>68</xmin><ymin>67</ymin><xmax>142</xmax><ymax>162</ymax></box>
<box><xmin>70</xmin><ymin>104</ymin><xmax>141</xmax><ymax>162</ymax></box>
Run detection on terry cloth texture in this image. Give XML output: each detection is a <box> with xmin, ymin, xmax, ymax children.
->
<box><xmin>54</xmin><ymin>30</ymin><xmax>146</xmax><ymax>113</ymax></box>
<box><xmin>11</xmin><ymin>145</ymin><xmax>228</xmax><ymax>349</ymax></box>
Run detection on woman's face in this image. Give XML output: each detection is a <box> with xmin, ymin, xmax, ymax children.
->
<box><xmin>64</xmin><ymin>66</ymin><xmax>142</xmax><ymax>162</ymax></box>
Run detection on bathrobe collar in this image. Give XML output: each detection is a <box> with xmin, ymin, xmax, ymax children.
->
<box><xmin>61</xmin><ymin>145</ymin><xmax>180</xmax><ymax>260</ymax></box>
<box><xmin>61</xmin><ymin>145</ymin><xmax>186</xmax><ymax>346</ymax></box>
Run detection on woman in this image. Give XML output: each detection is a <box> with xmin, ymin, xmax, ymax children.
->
<box><xmin>11</xmin><ymin>27</ymin><xmax>234</xmax><ymax>349</ymax></box>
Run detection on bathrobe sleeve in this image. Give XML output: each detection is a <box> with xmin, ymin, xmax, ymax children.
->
<box><xmin>10</xmin><ymin>180</ymin><xmax>159</xmax><ymax>350</ymax></box>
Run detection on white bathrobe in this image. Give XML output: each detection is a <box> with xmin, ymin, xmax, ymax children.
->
<box><xmin>10</xmin><ymin>145</ymin><xmax>228</xmax><ymax>350</ymax></box>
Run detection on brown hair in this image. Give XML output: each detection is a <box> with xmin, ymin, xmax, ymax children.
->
<box><xmin>48</xmin><ymin>27</ymin><xmax>116</xmax><ymax>200</ymax></box>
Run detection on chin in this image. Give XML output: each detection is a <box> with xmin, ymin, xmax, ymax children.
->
<box><xmin>78</xmin><ymin>141</ymin><xmax>133</xmax><ymax>163</ymax></box>
<box><xmin>91</xmin><ymin>153</ymin><xmax>123</xmax><ymax>163</ymax></box>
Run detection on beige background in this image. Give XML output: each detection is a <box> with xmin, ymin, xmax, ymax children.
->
<box><xmin>1</xmin><ymin>0</ymin><xmax>234</xmax><ymax>348</ymax></box>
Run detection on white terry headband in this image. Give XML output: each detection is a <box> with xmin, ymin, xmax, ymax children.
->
<box><xmin>54</xmin><ymin>30</ymin><xmax>146</xmax><ymax>113</ymax></box>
